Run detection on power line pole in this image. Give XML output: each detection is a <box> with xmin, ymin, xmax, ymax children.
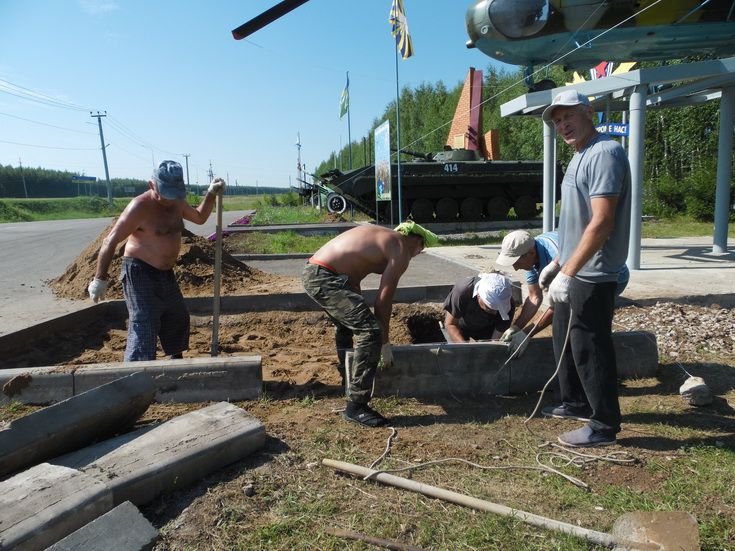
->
<box><xmin>90</xmin><ymin>111</ymin><xmax>113</xmax><ymax>206</ymax></box>
<box><xmin>182</xmin><ymin>153</ymin><xmax>191</xmax><ymax>192</ymax></box>
<box><xmin>18</xmin><ymin>158</ymin><xmax>28</xmax><ymax>198</ymax></box>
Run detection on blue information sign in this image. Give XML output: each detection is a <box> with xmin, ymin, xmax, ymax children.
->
<box><xmin>595</xmin><ymin>123</ymin><xmax>629</xmax><ymax>136</ymax></box>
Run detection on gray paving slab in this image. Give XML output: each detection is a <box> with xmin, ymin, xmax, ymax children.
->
<box><xmin>45</xmin><ymin>501</ymin><xmax>158</xmax><ymax>551</ymax></box>
<box><xmin>0</xmin><ymin>464</ymin><xmax>113</xmax><ymax>551</ymax></box>
<box><xmin>346</xmin><ymin>332</ymin><xmax>658</xmax><ymax>399</ymax></box>
<box><xmin>0</xmin><ymin>372</ymin><xmax>155</xmax><ymax>478</ymax></box>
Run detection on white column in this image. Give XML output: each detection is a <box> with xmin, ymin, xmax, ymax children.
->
<box><xmin>626</xmin><ymin>86</ymin><xmax>647</xmax><ymax>270</ymax></box>
<box><xmin>713</xmin><ymin>86</ymin><xmax>734</xmax><ymax>254</ymax></box>
<box><xmin>543</xmin><ymin>122</ymin><xmax>556</xmax><ymax>233</ymax></box>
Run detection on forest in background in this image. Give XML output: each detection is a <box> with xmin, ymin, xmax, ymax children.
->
<box><xmin>315</xmin><ymin>61</ymin><xmax>733</xmax><ymax>222</ymax></box>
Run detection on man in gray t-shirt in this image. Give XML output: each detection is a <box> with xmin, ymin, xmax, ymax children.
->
<box><xmin>539</xmin><ymin>90</ymin><xmax>632</xmax><ymax>448</ymax></box>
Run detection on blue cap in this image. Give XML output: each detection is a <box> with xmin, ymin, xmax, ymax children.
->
<box><xmin>152</xmin><ymin>160</ymin><xmax>186</xmax><ymax>200</ymax></box>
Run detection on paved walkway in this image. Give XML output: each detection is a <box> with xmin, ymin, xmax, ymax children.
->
<box><xmin>426</xmin><ymin>236</ymin><xmax>735</xmax><ymax>306</ymax></box>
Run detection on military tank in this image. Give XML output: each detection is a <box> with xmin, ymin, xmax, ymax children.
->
<box><xmin>317</xmin><ymin>147</ymin><xmax>561</xmax><ymax>223</ymax></box>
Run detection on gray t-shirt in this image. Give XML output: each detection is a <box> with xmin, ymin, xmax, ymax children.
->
<box><xmin>558</xmin><ymin>134</ymin><xmax>631</xmax><ymax>283</ymax></box>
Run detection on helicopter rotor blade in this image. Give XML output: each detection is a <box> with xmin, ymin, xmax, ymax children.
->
<box><xmin>232</xmin><ymin>0</ymin><xmax>310</xmax><ymax>40</ymax></box>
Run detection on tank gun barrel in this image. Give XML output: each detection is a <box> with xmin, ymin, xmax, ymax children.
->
<box><xmin>391</xmin><ymin>147</ymin><xmax>433</xmax><ymax>161</ymax></box>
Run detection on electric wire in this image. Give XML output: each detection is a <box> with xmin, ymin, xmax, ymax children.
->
<box><xmin>0</xmin><ymin>111</ymin><xmax>96</xmax><ymax>135</ymax></box>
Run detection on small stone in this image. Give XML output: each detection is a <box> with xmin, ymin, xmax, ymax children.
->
<box><xmin>243</xmin><ymin>483</ymin><xmax>255</xmax><ymax>497</ymax></box>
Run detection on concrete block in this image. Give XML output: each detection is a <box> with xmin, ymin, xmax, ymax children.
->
<box><xmin>0</xmin><ymin>372</ymin><xmax>155</xmax><ymax>478</ymax></box>
<box><xmin>0</xmin><ymin>464</ymin><xmax>113</xmax><ymax>551</ymax></box>
<box><xmin>74</xmin><ymin>356</ymin><xmax>262</xmax><ymax>402</ymax></box>
<box><xmin>347</xmin><ymin>331</ymin><xmax>658</xmax><ymax>399</ymax></box>
<box><xmin>0</xmin><ymin>367</ymin><xmax>73</xmax><ymax>406</ymax></box>
<box><xmin>56</xmin><ymin>402</ymin><xmax>266</xmax><ymax>507</ymax></box>
<box><xmin>0</xmin><ymin>356</ymin><xmax>262</xmax><ymax>406</ymax></box>
<box><xmin>45</xmin><ymin>501</ymin><xmax>158</xmax><ymax>551</ymax></box>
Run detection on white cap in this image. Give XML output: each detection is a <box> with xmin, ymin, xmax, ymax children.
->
<box><xmin>472</xmin><ymin>273</ymin><xmax>512</xmax><ymax>320</ymax></box>
<box><xmin>542</xmin><ymin>90</ymin><xmax>591</xmax><ymax>123</ymax></box>
<box><xmin>496</xmin><ymin>230</ymin><xmax>535</xmax><ymax>266</ymax></box>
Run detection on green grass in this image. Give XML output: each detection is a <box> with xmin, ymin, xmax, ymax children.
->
<box><xmin>641</xmin><ymin>215</ymin><xmax>735</xmax><ymax>238</ymax></box>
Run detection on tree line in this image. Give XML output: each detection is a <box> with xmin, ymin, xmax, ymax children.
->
<box><xmin>316</xmin><ymin>61</ymin><xmax>733</xmax><ymax>221</ymax></box>
<box><xmin>0</xmin><ymin>164</ymin><xmax>286</xmax><ymax>199</ymax></box>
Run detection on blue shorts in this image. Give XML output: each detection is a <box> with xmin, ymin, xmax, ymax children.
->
<box><xmin>121</xmin><ymin>257</ymin><xmax>189</xmax><ymax>361</ymax></box>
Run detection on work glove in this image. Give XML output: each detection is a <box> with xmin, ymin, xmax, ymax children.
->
<box><xmin>508</xmin><ymin>330</ymin><xmax>530</xmax><ymax>358</ymax></box>
<box><xmin>548</xmin><ymin>272</ymin><xmax>573</xmax><ymax>304</ymax></box>
<box><xmin>380</xmin><ymin>343</ymin><xmax>393</xmax><ymax>369</ymax></box>
<box><xmin>539</xmin><ymin>261</ymin><xmax>561</xmax><ymax>289</ymax></box>
<box><xmin>500</xmin><ymin>325</ymin><xmax>521</xmax><ymax>343</ymax></box>
<box><xmin>207</xmin><ymin>178</ymin><xmax>225</xmax><ymax>195</ymax></box>
<box><xmin>88</xmin><ymin>278</ymin><xmax>108</xmax><ymax>303</ymax></box>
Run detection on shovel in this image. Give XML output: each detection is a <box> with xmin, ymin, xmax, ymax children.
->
<box><xmin>322</xmin><ymin>459</ymin><xmax>699</xmax><ymax>551</ymax></box>
<box><xmin>210</xmin><ymin>189</ymin><xmax>223</xmax><ymax>356</ymax></box>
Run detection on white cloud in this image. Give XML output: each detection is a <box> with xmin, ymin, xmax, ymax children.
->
<box><xmin>78</xmin><ymin>0</ymin><xmax>119</xmax><ymax>16</ymax></box>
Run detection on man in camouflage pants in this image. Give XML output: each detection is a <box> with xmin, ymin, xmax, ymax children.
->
<box><xmin>302</xmin><ymin>221</ymin><xmax>437</xmax><ymax>427</ymax></box>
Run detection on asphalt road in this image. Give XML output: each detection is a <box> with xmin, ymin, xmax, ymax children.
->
<box><xmin>0</xmin><ymin>212</ymin><xmax>253</xmax><ymax>336</ymax></box>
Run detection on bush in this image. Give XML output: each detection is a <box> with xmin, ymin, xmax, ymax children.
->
<box><xmin>0</xmin><ymin>201</ymin><xmax>33</xmax><ymax>222</ymax></box>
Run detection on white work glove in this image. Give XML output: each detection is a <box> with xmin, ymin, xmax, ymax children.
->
<box><xmin>508</xmin><ymin>330</ymin><xmax>530</xmax><ymax>358</ymax></box>
<box><xmin>207</xmin><ymin>178</ymin><xmax>225</xmax><ymax>195</ymax></box>
<box><xmin>380</xmin><ymin>343</ymin><xmax>393</xmax><ymax>369</ymax></box>
<box><xmin>539</xmin><ymin>261</ymin><xmax>561</xmax><ymax>289</ymax></box>
<box><xmin>500</xmin><ymin>325</ymin><xmax>521</xmax><ymax>343</ymax></box>
<box><xmin>548</xmin><ymin>272</ymin><xmax>573</xmax><ymax>304</ymax></box>
<box><xmin>88</xmin><ymin>278</ymin><xmax>108</xmax><ymax>303</ymax></box>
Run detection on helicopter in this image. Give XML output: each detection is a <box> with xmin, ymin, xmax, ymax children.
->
<box><xmin>464</xmin><ymin>0</ymin><xmax>735</xmax><ymax>71</ymax></box>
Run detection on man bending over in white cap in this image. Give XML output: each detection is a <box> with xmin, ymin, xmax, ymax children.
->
<box><xmin>302</xmin><ymin>221</ymin><xmax>438</xmax><ymax>428</ymax></box>
<box><xmin>442</xmin><ymin>272</ymin><xmax>515</xmax><ymax>343</ymax></box>
<box><xmin>495</xmin><ymin>229</ymin><xmax>629</xmax><ymax>357</ymax></box>
<box><xmin>88</xmin><ymin>160</ymin><xmax>224</xmax><ymax>361</ymax></box>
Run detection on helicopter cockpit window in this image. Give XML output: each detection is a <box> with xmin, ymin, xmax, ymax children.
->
<box><xmin>488</xmin><ymin>0</ymin><xmax>548</xmax><ymax>39</ymax></box>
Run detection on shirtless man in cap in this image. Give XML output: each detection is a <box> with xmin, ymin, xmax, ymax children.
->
<box><xmin>88</xmin><ymin>160</ymin><xmax>224</xmax><ymax>361</ymax></box>
<box><xmin>302</xmin><ymin>221</ymin><xmax>438</xmax><ymax>427</ymax></box>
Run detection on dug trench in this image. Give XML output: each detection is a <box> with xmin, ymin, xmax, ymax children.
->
<box><xmin>2</xmin><ymin>224</ymin><xmax>735</xmax><ymax>549</ymax></box>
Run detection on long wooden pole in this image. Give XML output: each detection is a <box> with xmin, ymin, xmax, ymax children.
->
<box><xmin>211</xmin><ymin>191</ymin><xmax>223</xmax><ymax>356</ymax></box>
<box><xmin>322</xmin><ymin>459</ymin><xmax>659</xmax><ymax>551</ymax></box>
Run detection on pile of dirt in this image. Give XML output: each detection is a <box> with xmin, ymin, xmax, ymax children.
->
<box><xmin>49</xmin><ymin>219</ymin><xmax>300</xmax><ymax>300</ymax></box>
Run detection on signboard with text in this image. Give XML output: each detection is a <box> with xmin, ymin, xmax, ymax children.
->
<box><xmin>595</xmin><ymin>123</ymin><xmax>629</xmax><ymax>136</ymax></box>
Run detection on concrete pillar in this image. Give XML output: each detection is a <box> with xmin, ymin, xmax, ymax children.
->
<box><xmin>1</xmin><ymin>403</ymin><xmax>265</xmax><ymax>550</ymax></box>
<box><xmin>627</xmin><ymin>85</ymin><xmax>647</xmax><ymax>271</ymax></box>
<box><xmin>713</xmin><ymin>86</ymin><xmax>734</xmax><ymax>254</ymax></box>
<box><xmin>543</xmin><ymin>122</ymin><xmax>557</xmax><ymax>233</ymax></box>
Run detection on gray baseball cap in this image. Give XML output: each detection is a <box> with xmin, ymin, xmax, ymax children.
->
<box><xmin>542</xmin><ymin>90</ymin><xmax>591</xmax><ymax>123</ymax></box>
<box><xmin>152</xmin><ymin>160</ymin><xmax>186</xmax><ymax>200</ymax></box>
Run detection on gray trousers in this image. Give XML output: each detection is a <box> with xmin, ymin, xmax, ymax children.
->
<box><xmin>302</xmin><ymin>262</ymin><xmax>382</xmax><ymax>404</ymax></box>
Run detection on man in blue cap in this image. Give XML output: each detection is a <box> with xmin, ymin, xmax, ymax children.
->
<box><xmin>88</xmin><ymin>160</ymin><xmax>224</xmax><ymax>361</ymax></box>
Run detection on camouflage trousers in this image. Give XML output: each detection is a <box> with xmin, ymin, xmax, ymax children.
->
<box><xmin>302</xmin><ymin>262</ymin><xmax>382</xmax><ymax>404</ymax></box>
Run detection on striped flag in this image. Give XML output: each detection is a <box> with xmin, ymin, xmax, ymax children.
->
<box><xmin>339</xmin><ymin>73</ymin><xmax>349</xmax><ymax>119</ymax></box>
<box><xmin>389</xmin><ymin>0</ymin><xmax>414</xmax><ymax>60</ymax></box>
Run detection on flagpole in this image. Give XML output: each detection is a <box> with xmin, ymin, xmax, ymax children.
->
<box><xmin>346</xmin><ymin>71</ymin><xmax>353</xmax><ymax>169</ymax></box>
<box><xmin>394</xmin><ymin>47</ymin><xmax>403</xmax><ymax>223</ymax></box>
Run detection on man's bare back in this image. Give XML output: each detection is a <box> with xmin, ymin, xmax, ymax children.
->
<box><xmin>311</xmin><ymin>225</ymin><xmax>417</xmax><ymax>289</ymax></box>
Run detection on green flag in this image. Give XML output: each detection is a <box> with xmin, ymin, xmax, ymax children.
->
<box><xmin>339</xmin><ymin>73</ymin><xmax>349</xmax><ymax>119</ymax></box>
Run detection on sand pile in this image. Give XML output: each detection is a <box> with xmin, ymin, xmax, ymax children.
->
<box><xmin>50</xmin><ymin>219</ymin><xmax>300</xmax><ymax>300</ymax></box>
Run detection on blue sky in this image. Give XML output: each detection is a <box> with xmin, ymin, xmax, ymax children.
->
<box><xmin>0</xmin><ymin>0</ymin><xmax>516</xmax><ymax>190</ymax></box>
